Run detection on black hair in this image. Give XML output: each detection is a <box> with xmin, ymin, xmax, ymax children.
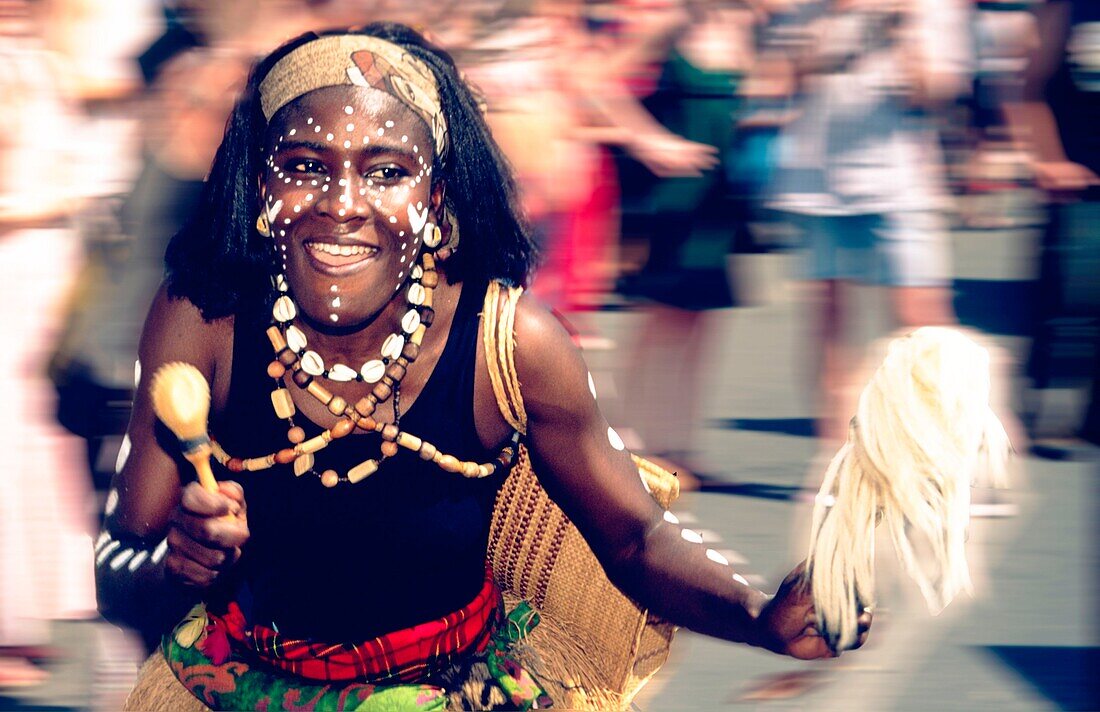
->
<box><xmin>165</xmin><ymin>22</ymin><xmax>537</xmax><ymax>320</ymax></box>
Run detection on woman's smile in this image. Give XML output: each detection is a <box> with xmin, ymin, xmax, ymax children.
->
<box><xmin>302</xmin><ymin>238</ymin><xmax>381</xmax><ymax>274</ymax></box>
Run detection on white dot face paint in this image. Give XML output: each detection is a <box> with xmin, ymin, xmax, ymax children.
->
<box><xmin>607</xmin><ymin>426</ymin><xmax>625</xmax><ymax>451</ymax></box>
<box><xmin>587</xmin><ymin>372</ymin><xmax>597</xmax><ymax>399</ymax></box>
<box><xmin>663</xmin><ymin>510</ymin><xmax>679</xmax><ymax>525</ymax></box>
<box><xmin>732</xmin><ymin>573</ymin><xmax>749</xmax><ymax>586</ymax></box>
<box><xmin>264</xmin><ymin>87</ymin><xmax>435</xmax><ymax>326</ymax></box>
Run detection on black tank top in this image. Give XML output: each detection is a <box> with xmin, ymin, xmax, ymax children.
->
<box><xmin>210</xmin><ymin>282</ymin><xmax>505</xmax><ymax>642</ymax></box>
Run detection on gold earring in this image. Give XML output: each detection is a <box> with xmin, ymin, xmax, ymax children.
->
<box><xmin>256</xmin><ymin>211</ymin><xmax>271</xmax><ymax>237</ymax></box>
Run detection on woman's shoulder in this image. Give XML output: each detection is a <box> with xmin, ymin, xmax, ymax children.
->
<box><xmin>140</xmin><ymin>282</ymin><xmax>236</xmax><ymax>406</ymax></box>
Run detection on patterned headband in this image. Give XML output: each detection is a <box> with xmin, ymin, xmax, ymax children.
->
<box><xmin>259</xmin><ymin>35</ymin><xmax>448</xmax><ymax>161</ymax></box>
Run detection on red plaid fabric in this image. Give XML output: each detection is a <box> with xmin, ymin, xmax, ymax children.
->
<box><xmin>213</xmin><ymin>569</ymin><xmax>503</xmax><ymax>683</ymax></box>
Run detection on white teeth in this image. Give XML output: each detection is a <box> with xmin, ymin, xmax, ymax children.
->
<box><xmin>307</xmin><ymin>243</ymin><xmax>374</xmax><ymax>257</ymax></box>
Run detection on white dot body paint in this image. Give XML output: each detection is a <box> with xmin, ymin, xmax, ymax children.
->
<box><xmin>706</xmin><ymin>549</ymin><xmax>730</xmax><ymax>566</ymax></box>
<box><xmin>681</xmin><ymin>528</ymin><xmax>704</xmax><ymax>544</ymax></box>
<box><xmin>322</xmin><ymin>185</ymin><xmax>329</xmax><ymax>192</ymax></box>
<box><xmin>607</xmin><ymin>426</ymin><xmax>625</xmax><ymax>450</ymax></box>
<box><xmin>344</xmin><ymin>140</ymin><xmax>352</xmax><ymax>148</ymax></box>
<box><xmin>338</xmin><ymin>209</ymin><xmax>346</xmax><ymax>216</ymax></box>
<box><xmin>306</xmin><ymin>194</ymin><xmax>314</xmax><ymax>201</ymax></box>
<box><xmin>385</xmin><ymin>120</ymin><xmax>394</xmax><ymax>128</ymax></box>
<box><xmin>332</xmin><ymin>297</ymin><xmax>341</xmax><ymax>308</ymax></box>
<box><xmin>343</xmin><ymin>161</ymin><xmax>351</xmax><ymax>168</ymax></box>
<box><xmin>346</xmin><ymin>123</ymin><xmax>355</xmax><ymax>132</ymax></box>
<box><xmin>326</xmin><ymin>133</ymin><xmax>334</xmax><ymax>141</ymax></box>
<box><xmin>289</xmin><ymin>128</ymin><xmax>297</xmax><ymax>136</ymax></box>
<box><xmin>314</xmin><ymin>125</ymin><xmax>321</xmax><ymax>133</ymax></box>
<box><xmin>377</xmin><ymin>128</ymin><xmax>384</xmax><ymax>136</ymax></box>
<box><xmin>663</xmin><ymin>510</ymin><xmax>679</xmax><ymax>525</ymax></box>
<box><xmin>389</xmin><ymin>216</ymin><xmax>398</xmax><ymax>223</ymax></box>
<box><xmin>151</xmin><ymin>538</ymin><xmax>169</xmax><ymax>564</ymax></box>
<box><xmin>307</xmin><ymin>117</ymin><xmax>314</xmax><ymax>124</ymax></box>
<box><xmin>732</xmin><ymin>573</ymin><xmax>749</xmax><ymax>586</ymax></box>
<box><xmin>127</xmin><ymin>550</ymin><xmax>149</xmax><ymax>572</ymax></box>
<box><xmin>344</xmin><ymin>106</ymin><xmax>353</xmax><ymax>114</ymax></box>
<box><xmin>413</xmin><ymin>145</ymin><xmax>419</xmax><ymax>153</ymax></box>
<box><xmin>109</xmin><ymin>549</ymin><xmax>135</xmax><ymax>570</ymax></box>
<box><xmin>115</xmin><ymin>434</ymin><xmax>132</xmax><ymax>474</ymax></box>
<box><xmin>330</xmin><ymin>314</ymin><xmax>339</xmax><ymax>322</ymax></box>
<box><xmin>293</xmin><ymin>205</ymin><xmax>301</xmax><ymax>212</ymax></box>
<box><xmin>401</xmin><ymin>135</ymin><xmax>408</xmax><ymax>143</ymax></box>
<box><xmin>96</xmin><ymin>540</ymin><xmax>121</xmax><ymax>566</ymax></box>
<box><xmin>134</xmin><ymin>359</ymin><xmax>142</xmax><ymax>387</ymax></box>
<box><xmin>330</xmin><ymin>285</ymin><xmax>338</xmax><ymax>292</ymax></box>
<box><xmin>588</xmin><ymin>372</ymin><xmax>597</xmax><ymax>399</ymax></box>
<box><xmin>375</xmin><ymin>199</ymin><xmax>382</xmax><ymax>208</ymax></box>
<box><xmin>94</xmin><ymin>531</ymin><xmax>111</xmax><ymax>551</ymax></box>
<box><xmin>105</xmin><ymin>489</ymin><xmax>119</xmax><ymax>516</ymax></box>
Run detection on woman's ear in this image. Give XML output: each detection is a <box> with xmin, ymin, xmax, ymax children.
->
<box><xmin>430</xmin><ymin>179</ymin><xmax>446</xmax><ymax>217</ymax></box>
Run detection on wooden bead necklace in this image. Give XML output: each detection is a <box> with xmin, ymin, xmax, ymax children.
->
<box><xmin>209</xmin><ymin>252</ymin><xmax>520</xmax><ymax>486</ymax></box>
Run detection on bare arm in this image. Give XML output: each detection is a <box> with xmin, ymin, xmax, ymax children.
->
<box><xmin>1003</xmin><ymin>2</ymin><xmax>1100</xmax><ymax>190</ymax></box>
<box><xmin>507</xmin><ymin>297</ymin><xmax>860</xmax><ymax>657</ymax></box>
<box><xmin>94</xmin><ymin>285</ymin><xmax>246</xmax><ymax>642</ymax></box>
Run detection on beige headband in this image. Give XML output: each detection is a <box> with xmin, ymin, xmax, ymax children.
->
<box><xmin>259</xmin><ymin>35</ymin><xmax>448</xmax><ymax>160</ymax></box>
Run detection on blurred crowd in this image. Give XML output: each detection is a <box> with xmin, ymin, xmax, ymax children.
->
<box><xmin>1</xmin><ymin>0</ymin><xmax>1098</xmax><ymax>699</ymax></box>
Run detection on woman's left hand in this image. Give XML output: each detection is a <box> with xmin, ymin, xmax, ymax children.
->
<box><xmin>754</xmin><ymin>563</ymin><xmax>872</xmax><ymax>660</ymax></box>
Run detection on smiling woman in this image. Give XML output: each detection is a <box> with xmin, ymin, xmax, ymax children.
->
<box><xmin>97</xmin><ymin>22</ymin><xmax>866</xmax><ymax>712</ymax></box>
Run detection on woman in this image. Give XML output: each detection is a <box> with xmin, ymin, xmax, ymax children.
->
<box><xmin>95</xmin><ymin>23</ymin><xmax>868</xmax><ymax>710</ymax></box>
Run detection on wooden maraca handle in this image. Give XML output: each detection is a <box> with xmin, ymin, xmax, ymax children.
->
<box><xmin>183</xmin><ymin>445</ymin><xmax>219</xmax><ymax>495</ymax></box>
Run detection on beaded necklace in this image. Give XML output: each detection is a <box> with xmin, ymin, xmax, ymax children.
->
<box><xmin>209</xmin><ymin>252</ymin><xmax>519</xmax><ymax>486</ymax></box>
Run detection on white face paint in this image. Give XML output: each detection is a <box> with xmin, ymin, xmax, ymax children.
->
<box><xmin>587</xmin><ymin>372</ymin><xmax>597</xmax><ymax>399</ymax></box>
<box><xmin>265</xmin><ymin>87</ymin><xmax>435</xmax><ymax>327</ymax></box>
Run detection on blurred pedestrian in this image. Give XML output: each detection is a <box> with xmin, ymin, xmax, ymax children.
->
<box><xmin>1005</xmin><ymin>0</ymin><xmax>1100</xmax><ymax>454</ymax></box>
<box><xmin>769</xmin><ymin>0</ymin><xmax>973</xmax><ymax>441</ymax></box>
<box><xmin>0</xmin><ymin>0</ymin><xmax>97</xmax><ymax>688</ymax></box>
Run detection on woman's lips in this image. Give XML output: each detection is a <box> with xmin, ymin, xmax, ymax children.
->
<box><xmin>303</xmin><ymin>241</ymin><xmax>379</xmax><ymax>274</ymax></box>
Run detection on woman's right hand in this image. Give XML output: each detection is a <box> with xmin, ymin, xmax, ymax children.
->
<box><xmin>165</xmin><ymin>481</ymin><xmax>249</xmax><ymax>589</ymax></box>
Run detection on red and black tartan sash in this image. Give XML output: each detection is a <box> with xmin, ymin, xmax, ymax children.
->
<box><xmin>213</xmin><ymin>569</ymin><xmax>504</xmax><ymax>683</ymax></box>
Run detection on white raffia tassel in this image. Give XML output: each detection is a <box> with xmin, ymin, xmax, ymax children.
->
<box><xmin>806</xmin><ymin>327</ymin><xmax>1011</xmax><ymax>651</ymax></box>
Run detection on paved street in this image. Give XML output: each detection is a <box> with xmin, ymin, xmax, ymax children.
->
<box><xmin>1</xmin><ymin>223</ymin><xmax>1097</xmax><ymax>711</ymax></box>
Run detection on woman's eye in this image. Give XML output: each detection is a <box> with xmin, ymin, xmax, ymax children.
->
<box><xmin>285</xmin><ymin>158</ymin><xmax>325</xmax><ymax>174</ymax></box>
<box><xmin>366</xmin><ymin>165</ymin><xmax>406</xmax><ymax>182</ymax></box>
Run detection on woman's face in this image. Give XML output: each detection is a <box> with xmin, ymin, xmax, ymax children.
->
<box><xmin>261</xmin><ymin>85</ymin><xmax>439</xmax><ymax>329</ymax></box>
